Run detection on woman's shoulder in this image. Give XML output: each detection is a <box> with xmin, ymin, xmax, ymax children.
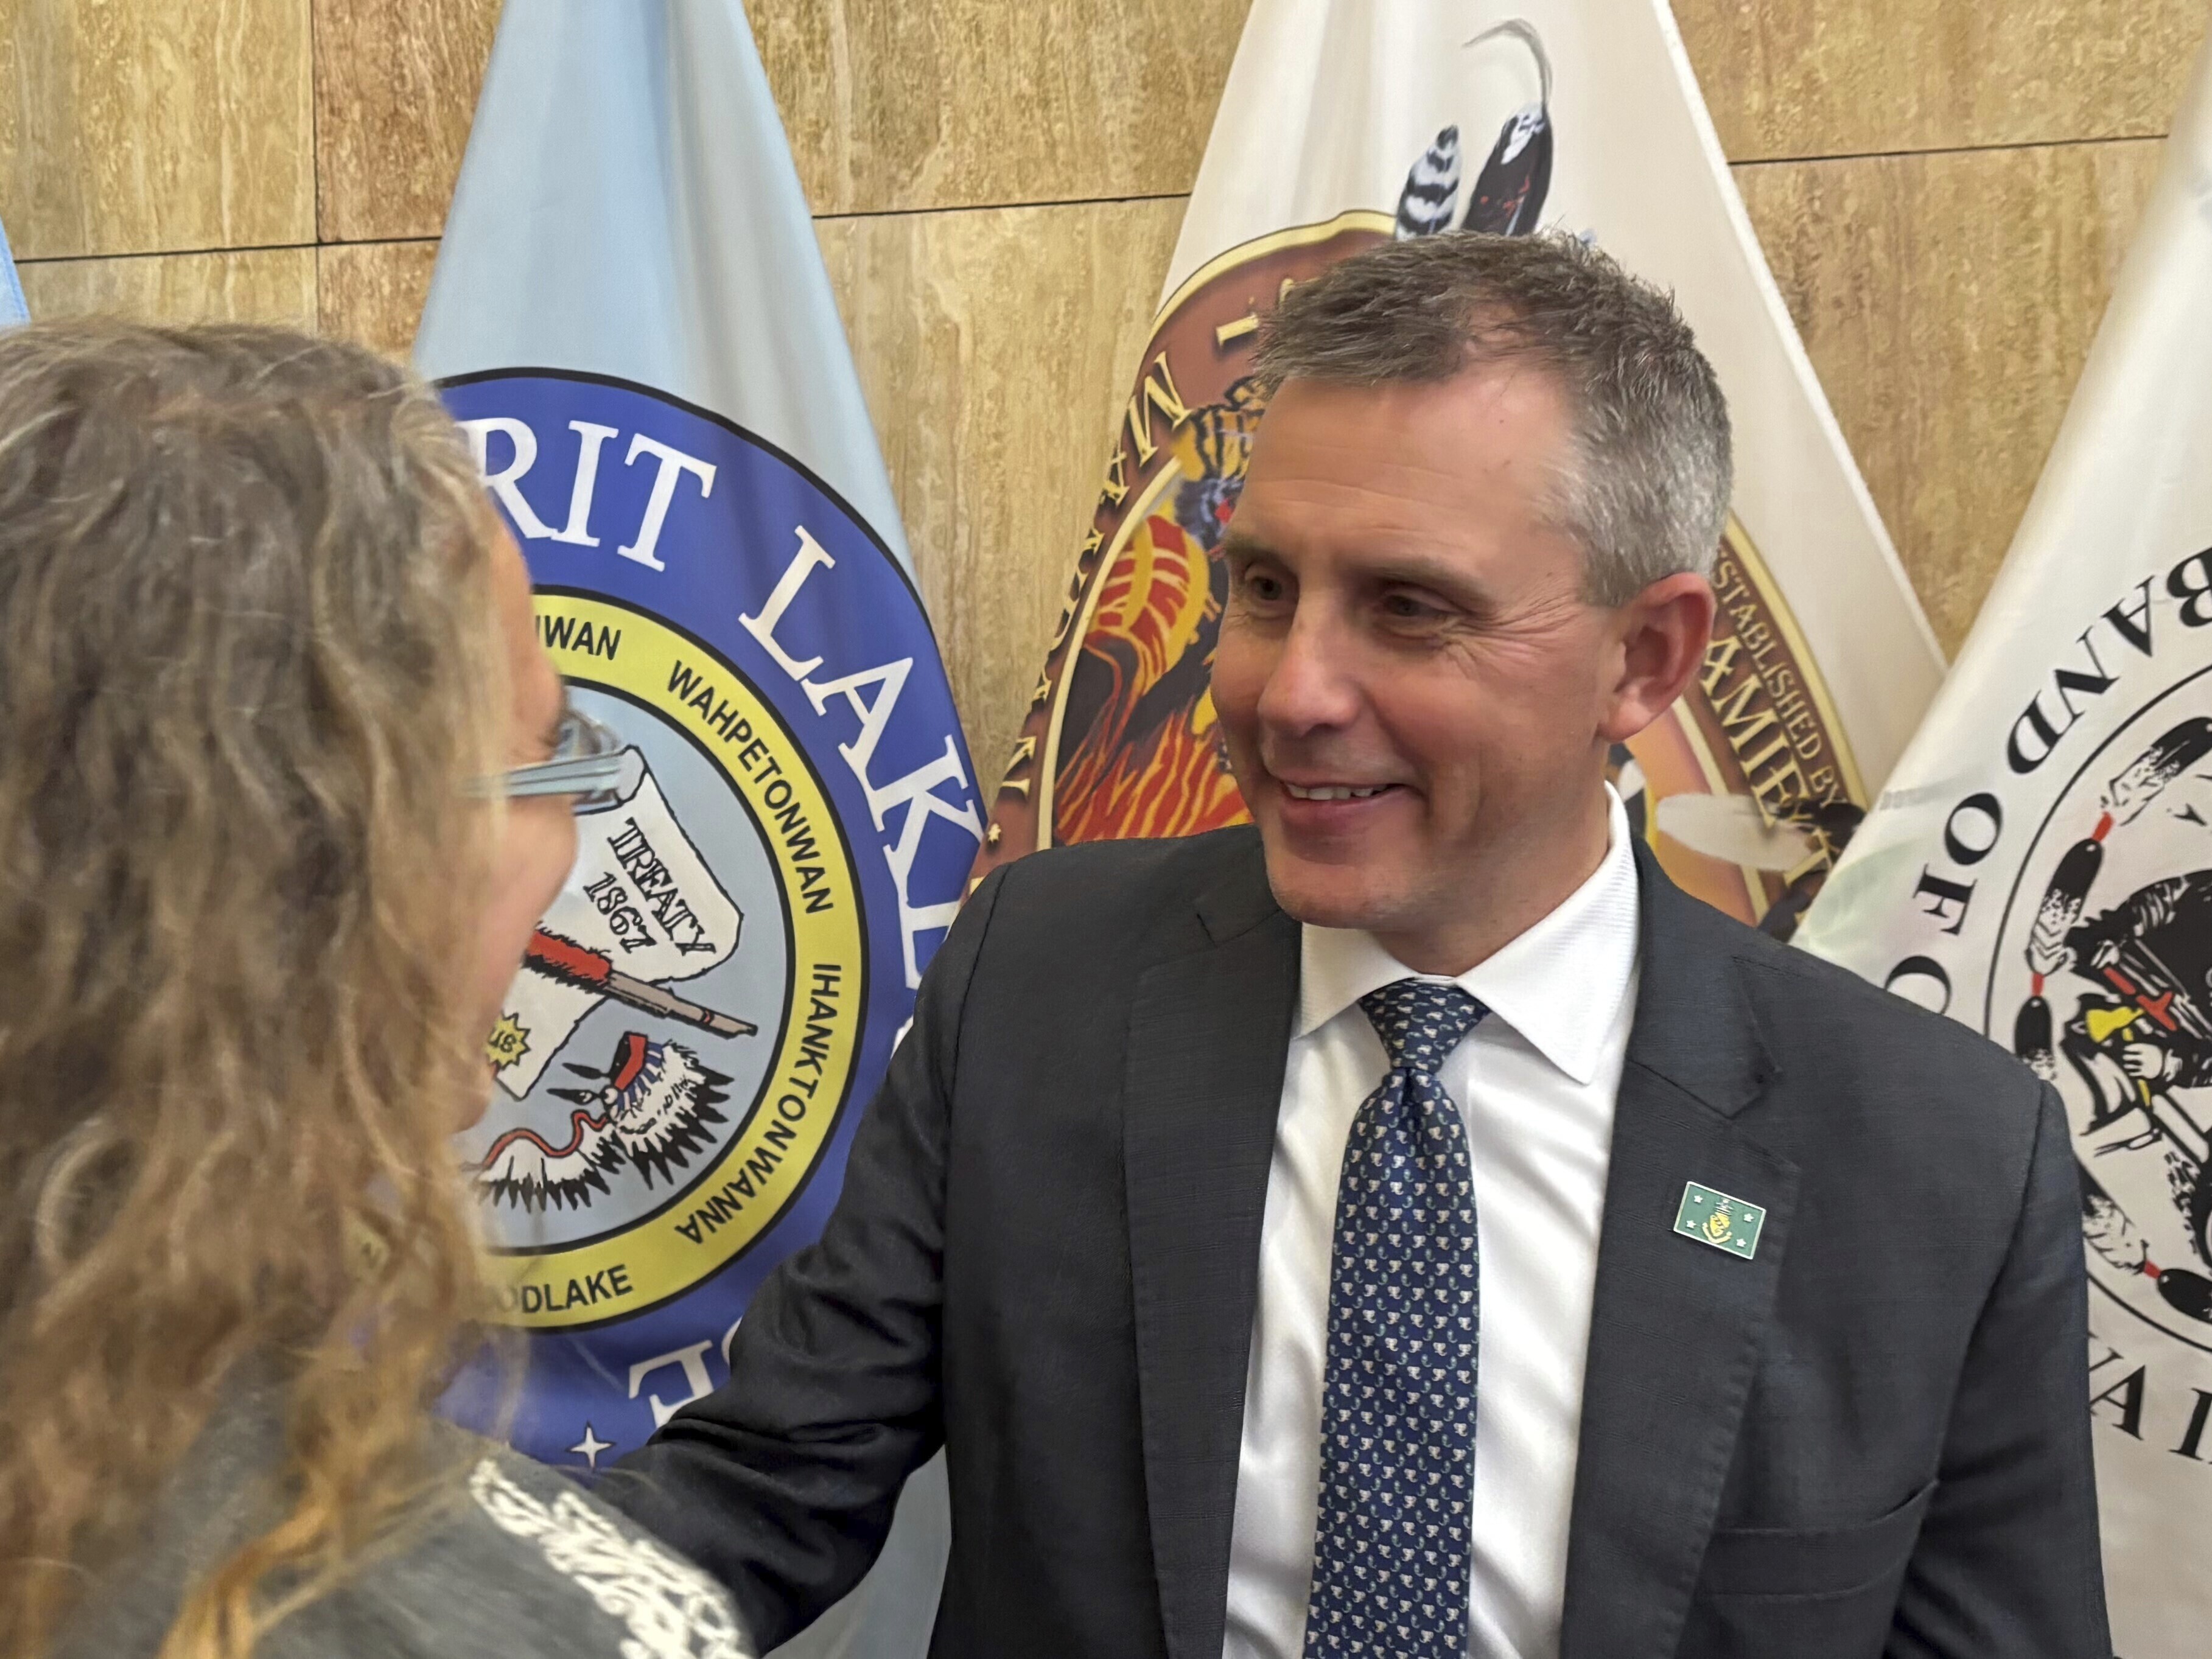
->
<box><xmin>458</xmin><ymin>1445</ymin><xmax>750</xmax><ymax>1651</ymax></box>
<box><xmin>60</xmin><ymin>1405</ymin><xmax>751</xmax><ymax>1659</ymax></box>
<box><xmin>276</xmin><ymin>1441</ymin><xmax>751</xmax><ymax>1659</ymax></box>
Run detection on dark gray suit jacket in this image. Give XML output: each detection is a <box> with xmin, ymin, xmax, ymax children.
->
<box><xmin>605</xmin><ymin>827</ymin><xmax>2110</xmax><ymax>1658</ymax></box>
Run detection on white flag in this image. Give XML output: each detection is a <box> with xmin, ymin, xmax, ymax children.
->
<box><xmin>976</xmin><ymin>0</ymin><xmax>1942</xmax><ymax>945</ymax></box>
<box><xmin>1796</xmin><ymin>37</ymin><xmax>2212</xmax><ymax>1657</ymax></box>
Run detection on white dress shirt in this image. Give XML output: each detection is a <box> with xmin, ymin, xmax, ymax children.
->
<box><xmin>1221</xmin><ymin>789</ymin><xmax>1642</xmax><ymax>1659</ymax></box>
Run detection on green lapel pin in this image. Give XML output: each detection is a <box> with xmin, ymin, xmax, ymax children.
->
<box><xmin>1675</xmin><ymin>1181</ymin><xmax>1765</xmax><ymax>1260</ymax></box>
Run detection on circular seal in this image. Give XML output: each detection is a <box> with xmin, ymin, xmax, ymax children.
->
<box><xmin>460</xmin><ymin>595</ymin><xmax>865</xmax><ymax>1330</ymax></box>
<box><xmin>1988</xmin><ymin>663</ymin><xmax>2212</xmax><ymax>1350</ymax></box>
<box><xmin>438</xmin><ymin>369</ymin><xmax>976</xmax><ymax>1352</ymax></box>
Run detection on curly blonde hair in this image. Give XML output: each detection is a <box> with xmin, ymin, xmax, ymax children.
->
<box><xmin>0</xmin><ymin>322</ymin><xmax>513</xmax><ymax>1658</ymax></box>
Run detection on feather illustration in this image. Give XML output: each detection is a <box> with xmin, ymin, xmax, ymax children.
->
<box><xmin>2027</xmin><ymin>837</ymin><xmax>2104</xmax><ymax>977</ymax></box>
<box><xmin>1395</xmin><ymin>125</ymin><xmax>1463</xmax><ymax>240</ymax></box>
<box><xmin>1462</xmin><ymin>19</ymin><xmax>1555</xmax><ymax>236</ymax></box>
<box><xmin>2103</xmin><ymin>716</ymin><xmax>2212</xmax><ymax>824</ymax></box>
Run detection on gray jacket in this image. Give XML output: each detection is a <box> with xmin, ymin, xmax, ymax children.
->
<box><xmin>60</xmin><ymin>1382</ymin><xmax>746</xmax><ymax>1659</ymax></box>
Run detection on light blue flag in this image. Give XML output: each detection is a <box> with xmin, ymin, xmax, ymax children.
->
<box><xmin>415</xmin><ymin>5</ymin><xmax>972</xmax><ymax>1654</ymax></box>
<box><xmin>0</xmin><ymin>217</ymin><xmax>30</xmax><ymax>327</ymax></box>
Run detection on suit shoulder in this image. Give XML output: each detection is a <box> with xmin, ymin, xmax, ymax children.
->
<box><xmin>1736</xmin><ymin>914</ymin><xmax>2039</xmax><ymax>1097</ymax></box>
<box><xmin>1657</xmin><ymin>886</ymin><xmax>2040</xmax><ymax>1095</ymax></box>
<box><xmin>990</xmin><ymin>826</ymin><xmax>1256</xmax><ymax>905</ymax></box>
<box><xmin>976</xmin><ymin>826</ymin><xmax>1262</xmax><ymax>955</ymax></box>
<box><xmin>1678</xmin><ymin>909</ymin><xmax>2065</xmax><ymax>1244</ymax></box>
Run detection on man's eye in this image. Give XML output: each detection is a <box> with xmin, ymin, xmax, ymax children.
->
<box><xmin>1381</xmin><ymin>592</ymin><xmax>1445</xmax><ymax>621</ymax></box>
<box><xmin>1240</xmin><ymin>569</ymin><xmax>1287</xmax><ymax>602</ymax></box>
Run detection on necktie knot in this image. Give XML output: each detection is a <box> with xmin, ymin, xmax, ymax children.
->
<box><xmin>1359</xmin><ymin>979</ymin><xmax>1486</xmax><ymax>1077</ymax></box>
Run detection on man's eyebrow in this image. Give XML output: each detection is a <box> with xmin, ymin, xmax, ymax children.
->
<box><xmin>1362</xmin><ymin>547</ymin><xmax>1479</xmax><ymax>589</ymax></box>
<box><xmin>1220</xmin><ymin>531</ymin><xmax>1276</xmax><ymax>561</ymax></box>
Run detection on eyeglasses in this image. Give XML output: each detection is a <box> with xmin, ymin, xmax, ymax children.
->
<box><xmin>496</xmin><ymin>707</ymin><xmax>637</xmax><ymax>812</ymax></box>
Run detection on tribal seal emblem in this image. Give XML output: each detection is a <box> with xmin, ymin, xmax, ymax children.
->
<box><xmin>457</xmin><ymin>591</ymin><xmax>865</xmax><ymax>1329</ymax></box>
<box><xmin>439</xmin><ymin>370</ymin><xmax>978</xmax><ymax>1337</ymax></box>
<box><xmin>1993</xmin><ymin>671</ymin><xmax>2212</xmax><ymax>1345</ymax></box>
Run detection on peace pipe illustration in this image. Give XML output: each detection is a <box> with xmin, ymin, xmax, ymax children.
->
<box><xmin>524</xmin><ymin>927</ymin><xmax>757</xmax><ymax>1039</ymax></box>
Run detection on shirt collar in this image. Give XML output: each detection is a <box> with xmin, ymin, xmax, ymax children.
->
<box><xmin>1296</xmin><ymin>786</ymin><xmax>1642</xmax><ymax>1085</ymax></box>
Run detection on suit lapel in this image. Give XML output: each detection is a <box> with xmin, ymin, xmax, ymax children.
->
<box><xmin>1559</xmin><ymin>845</ymin><xmax>1802</xmax><ymax>1659</ymax></box>
<box><xmin>1124</xmin><ymin>833</ymin><xmax>1300</xmax><ymax>1659</ymax></box>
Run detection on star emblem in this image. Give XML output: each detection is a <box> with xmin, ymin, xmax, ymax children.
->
<box><xmin>569</xmin><ymin>1422</ymin><xmax>615</xmax><ymax>1470</ymax></box>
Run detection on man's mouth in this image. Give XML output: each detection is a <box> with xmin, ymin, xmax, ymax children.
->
<box><xmin>1278</xmin><ymin>781</ymin><xmax>1397</xmax><ymax>802</ymax></box>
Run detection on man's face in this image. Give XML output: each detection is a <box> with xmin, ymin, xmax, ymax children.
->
<box><xmin>1211</xmin><ymin>367</ymin><xmax>1625</xmax><ymax>959</ymax></box>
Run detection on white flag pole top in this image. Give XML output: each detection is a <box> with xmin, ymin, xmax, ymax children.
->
<box><xmin>1168</xmin><ymin>0</ymin><xmax>1941</xmax><ymax>782</ymax></box>
<box><xmin>413</xmin><ymin>0</ymin><xmax>911</xmax><ymax>574</ymax></box>
<box><xmin>1796</xmin><ymin>38</ymin><xmax>2212</xmax><ymax>1659</ymax></box>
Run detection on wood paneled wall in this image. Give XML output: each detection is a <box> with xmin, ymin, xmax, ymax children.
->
<box><xmin>1</xmin><ymin>0</ymin><xmax>2203</xmax><ymax>787</ymax></box>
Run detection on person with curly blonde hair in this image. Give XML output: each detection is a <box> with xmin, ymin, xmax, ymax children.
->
<box><xmin>0</xmin><ymin>321</ymin><xmax>742</xmax><ymax>1659</ymax></box>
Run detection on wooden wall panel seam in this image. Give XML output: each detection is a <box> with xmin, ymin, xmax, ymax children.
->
<box><xmin>19</xmin><ymin>242</ymin><xmax>323</xmax><ymax>268</ymax></box>
<box><xmin>1731</xmin><ymin>131</ymin><xmax>2180</xmax><ymax>171</ymax></box>
<box><xmin>813</xmin><ymin>189</ymin><xmax>1191</xmax><ymax>225</ymax></box>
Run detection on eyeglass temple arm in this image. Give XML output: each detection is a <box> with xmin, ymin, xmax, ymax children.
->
<box><xmin>505</xmin><ymin>752</ymin><xmax>630</xmax><ymax>798</ymax></box>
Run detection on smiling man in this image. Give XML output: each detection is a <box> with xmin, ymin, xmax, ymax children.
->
<box><xmin>606</xmin><ymin>234</ymin><xmax>2109</xmax><ymax>1659</ymax></box>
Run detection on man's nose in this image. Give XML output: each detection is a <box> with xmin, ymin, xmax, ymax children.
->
<box><xmin>1255</xmin><ymin>609</ymin><xmax>1361</xmax><ymax>736</ymax></box>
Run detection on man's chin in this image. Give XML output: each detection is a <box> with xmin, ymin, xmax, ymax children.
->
<box><xmin>1258</xmin><ymin>847</ymin><xmax>1405</xmax><ymax>935</ymax></box>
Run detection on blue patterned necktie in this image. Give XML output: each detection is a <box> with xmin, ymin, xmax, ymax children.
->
<box><xmin>1303</xmin><ymin>978</ymin><xmax>1488</xmax><ymax>1658</ymax></box>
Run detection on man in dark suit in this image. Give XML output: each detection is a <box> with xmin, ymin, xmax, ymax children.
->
<box><xmin>605</xmin><ymin>233</ymin><xmax>2108</xmax><ymax>1658</ymax></box>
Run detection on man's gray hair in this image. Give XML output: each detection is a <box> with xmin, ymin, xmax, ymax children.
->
<box><xmin>1252</xmin><ymin>232</ymin><xmax>1732</xmax><ymax>607</ymax></box>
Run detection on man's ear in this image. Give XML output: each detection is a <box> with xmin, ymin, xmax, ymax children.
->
<box><xmin>1598</xmin><ymin>570</ymin><xmax>1715</xmax><ymax>744</ymax></box>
